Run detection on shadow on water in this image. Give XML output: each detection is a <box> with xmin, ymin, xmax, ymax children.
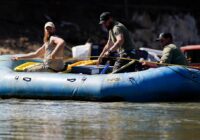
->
<box><xmin>0</xmin><ymin>99</ymin><xmax>200</xmax><ymax>140</ymax></box>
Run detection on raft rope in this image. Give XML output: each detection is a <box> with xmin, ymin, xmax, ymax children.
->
<box><xmin>1</xmin><ymin>55</ymin><xmax>199</xmax><ymax>70</ymax></box>
<box><xmin>1</xmin><ymin>55</ymin><xmax>200</xmax><ymax>71</ymax></box>
<box><xmin>86</xmin><ymin>55</ymin><xmax>200</xmax><ymax>70</ymax></box>
<box><xmin>166</xmin><ymin>66</ymin><xmax>200</xmax><ymax>84</ymax></box>
<box><xmin>1</xmin><ymin>55</ymin><xmax>200</xmax><ymax>70</ymax></box>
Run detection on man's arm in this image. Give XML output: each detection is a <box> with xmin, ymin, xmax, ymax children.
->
<box><xmin>97</xmin><ymin>37</ymin><xmax>113</xmax><ymax>65</ymax></box>
<box><xmin>100</xmin><ymin>40</ymin><xmax>113</xmax><ymax>57</ymax></box>
<box><xmin>103</xmin><ymin>33</ymin><xmax>124</xmax><ymax>57</ymax></box>
<box><xmin>12</xmin><ymin>45</ymin><xmax>45</xmax><ymax>60</ymax></box>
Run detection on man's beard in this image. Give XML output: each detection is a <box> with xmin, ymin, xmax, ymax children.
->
<box><xmin>106</xmin><ymin>22</ymin><xmax>114</xmax><ymax>30</ymax></box>
<box><xmin>44</xmin><ymin>31</ymin><xmax>55</xmax><ymax>42</ymax></box>
<box><xmin>49</xmin><ymin>32</ymin><xmax>55</xmax><ymax>36</ymax></box>
<box><xmin>47</xmin><ymin>32</ymin><xmax>55</xmax><ymax>40</ymax></box>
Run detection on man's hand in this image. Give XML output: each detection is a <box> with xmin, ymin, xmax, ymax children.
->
<box><xmin>11</xmin><ymin>56</ymin><xmax>19</xmax><ymax>61</ymax></box>
<box><xmin>103</xmin><ymin>50</ymin><xmax>110</xmax><ymax>57</ymax></box>
<box><xmin>97</xmin><ymin>57</ymin><xmax>103</xmax><ymax>66</ymax></box>
<box><xmin>142</xmin><ymin>61</ymin><xmax>158</xmax><ymax>68</ymax></box>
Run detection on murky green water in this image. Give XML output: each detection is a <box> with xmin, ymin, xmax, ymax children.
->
<box><xmin>0</xmin><ymin>99</ymin><xmax>199</xmax><ymax>140</ymax></box>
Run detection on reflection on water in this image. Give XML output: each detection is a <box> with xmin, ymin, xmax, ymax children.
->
<box><xmin>0</xmin><ymin>99</ymin><xmax>200</xmax><ymax>140</ymax></box>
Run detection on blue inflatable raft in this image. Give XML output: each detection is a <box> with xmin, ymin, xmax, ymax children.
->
<box><xmin>0</xmin><ymin>54</ymin><xmax>200</xmax><ymax>102</ymax></box>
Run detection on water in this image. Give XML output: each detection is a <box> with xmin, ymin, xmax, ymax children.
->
<box><xmin>0</xmin><ymin>99</ymin><xmax>199</xmax><ymax>140</ymax></box>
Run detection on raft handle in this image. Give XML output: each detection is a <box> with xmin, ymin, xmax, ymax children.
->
<box><xmin>82</xmin><ymin>77</ymin><xmax>87</xmax><ymax>81</ymax></box>
<box><xmin>67</xmin><ymin>78</ymin><xmax>76</xmax><ymax>82</ymax></box>
<box><xmin>129</xmin><ymin>77</ymin><xmax>136</xmax><ymax>84</ymax></box>
<box><xmin>15</xmin><ymin>76</ymin><xmax>19</xmax><ymax>80</ymax></box>
<box><xmin>23</xmin><ymin>77</ymin><xmax>31</xmax><ymax>82</ymax></box>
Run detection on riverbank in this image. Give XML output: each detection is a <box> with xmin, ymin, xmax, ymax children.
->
<box><xmin>0</xmin><ymin>38</ymin><xmax>39</xmax><ymax>54</ymax></box>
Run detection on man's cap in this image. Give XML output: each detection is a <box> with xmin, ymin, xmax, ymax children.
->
<box><xmin>156</xmin><ymin>32</ymin><xmax>172</xmax><ymax>41</ymax></box>
<box><xmin>99</xmin><ymin>12</ymin><xmax>112</xmax><ymax>24</ymax></box>
<box><xmin>44</xmin><ymin>21</ymin><xmax>55</xmax><ymax>29</ymax></box>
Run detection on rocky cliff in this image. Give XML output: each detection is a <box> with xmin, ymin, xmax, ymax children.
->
<box><xmin>0</xmin><ymin>0</ymin><xmax>200</xmax><ymax>54</ymax></box>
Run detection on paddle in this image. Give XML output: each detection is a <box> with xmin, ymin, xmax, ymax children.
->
<box><xmin>141</xmin><ymin>60</ymin><xmax>200</xmax><ymax>70</ymax></box>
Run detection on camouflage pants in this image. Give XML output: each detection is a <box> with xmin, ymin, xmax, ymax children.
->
<box><xmin>113</xmin><ymin>50</ymin><xmax>141</xmax><ymax>73</ymax></box>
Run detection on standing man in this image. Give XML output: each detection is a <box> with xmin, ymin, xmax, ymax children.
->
<box><xmin>97</xmin><ymin>12</ymin><xmax>137</xmax><ymax>73</ymax></box>
<box><xmin>12</xmin><ymin>21</ymin><xmax>66</xmax><ymax>72</ymax></box>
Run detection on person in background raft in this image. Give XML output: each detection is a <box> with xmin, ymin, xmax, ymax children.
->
<box><xmin>97</xmin><ymin>12</ymin><xmax>138</xmax><ymax>73</ymax></box>
<box><xmin>143</xmin><ymin>32</ymin><xmax>188</xmax><ymax>67</ymax></box>
<box><xmin>12</xmin><ymin>21</ymin><xmax>66</xmax><ymax>72</ymax></box>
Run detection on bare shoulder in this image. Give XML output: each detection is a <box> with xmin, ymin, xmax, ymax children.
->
<box><xmin>50</xmin><ymin>35</ymin><xmax>63</xmax><ymax>41</ymax></box>
<box><xmin>50</xmin><ymin>36</ymin><xmax>65</xmax><ymax>44</ymax></box>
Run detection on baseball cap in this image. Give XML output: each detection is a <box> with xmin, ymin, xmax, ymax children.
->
<box><xmin>99</xmin><ymin>12</ymin><xmax>112</xmax><ymax>24</ymax></box>
<box><xmin>44</xmin><ymin>22</ymin><xmax>55</xmax><ymax>29</ymax></box>
<box><xmin>156</xmin><ymin>32</ymin><xmax>172</xmax><ymax>41</ymax></box>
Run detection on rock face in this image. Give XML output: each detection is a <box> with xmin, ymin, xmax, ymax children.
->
<box><xmin>0</xmin><ymin>1</ymin><xmax>200</xmax><ymax>54</ymax></box>
<box><xmin>130</xmin><ymin>12</ymin><xmax>200</xmax><ymax>50</ymax></box>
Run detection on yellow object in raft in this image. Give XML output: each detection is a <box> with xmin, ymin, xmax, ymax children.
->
<box><xmin>14</xmin><ymin>62</ymin><xmax>41</xmax><ymax>72</ymax></box>
<box><xmin>67</xmin><ymin>60</ymin><xmax>97</xmax><ymax>72</ymax></box>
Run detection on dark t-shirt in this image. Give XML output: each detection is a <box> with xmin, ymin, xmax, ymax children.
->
<box><xmin>108</xmin><ymin>21</ymin><xmax>135</xmax><ymax>55</ymax></box>
<box><xmin>161</xmin><ymin>44</ymin><xmax>188</xmax><ymax>65</ymax></box>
